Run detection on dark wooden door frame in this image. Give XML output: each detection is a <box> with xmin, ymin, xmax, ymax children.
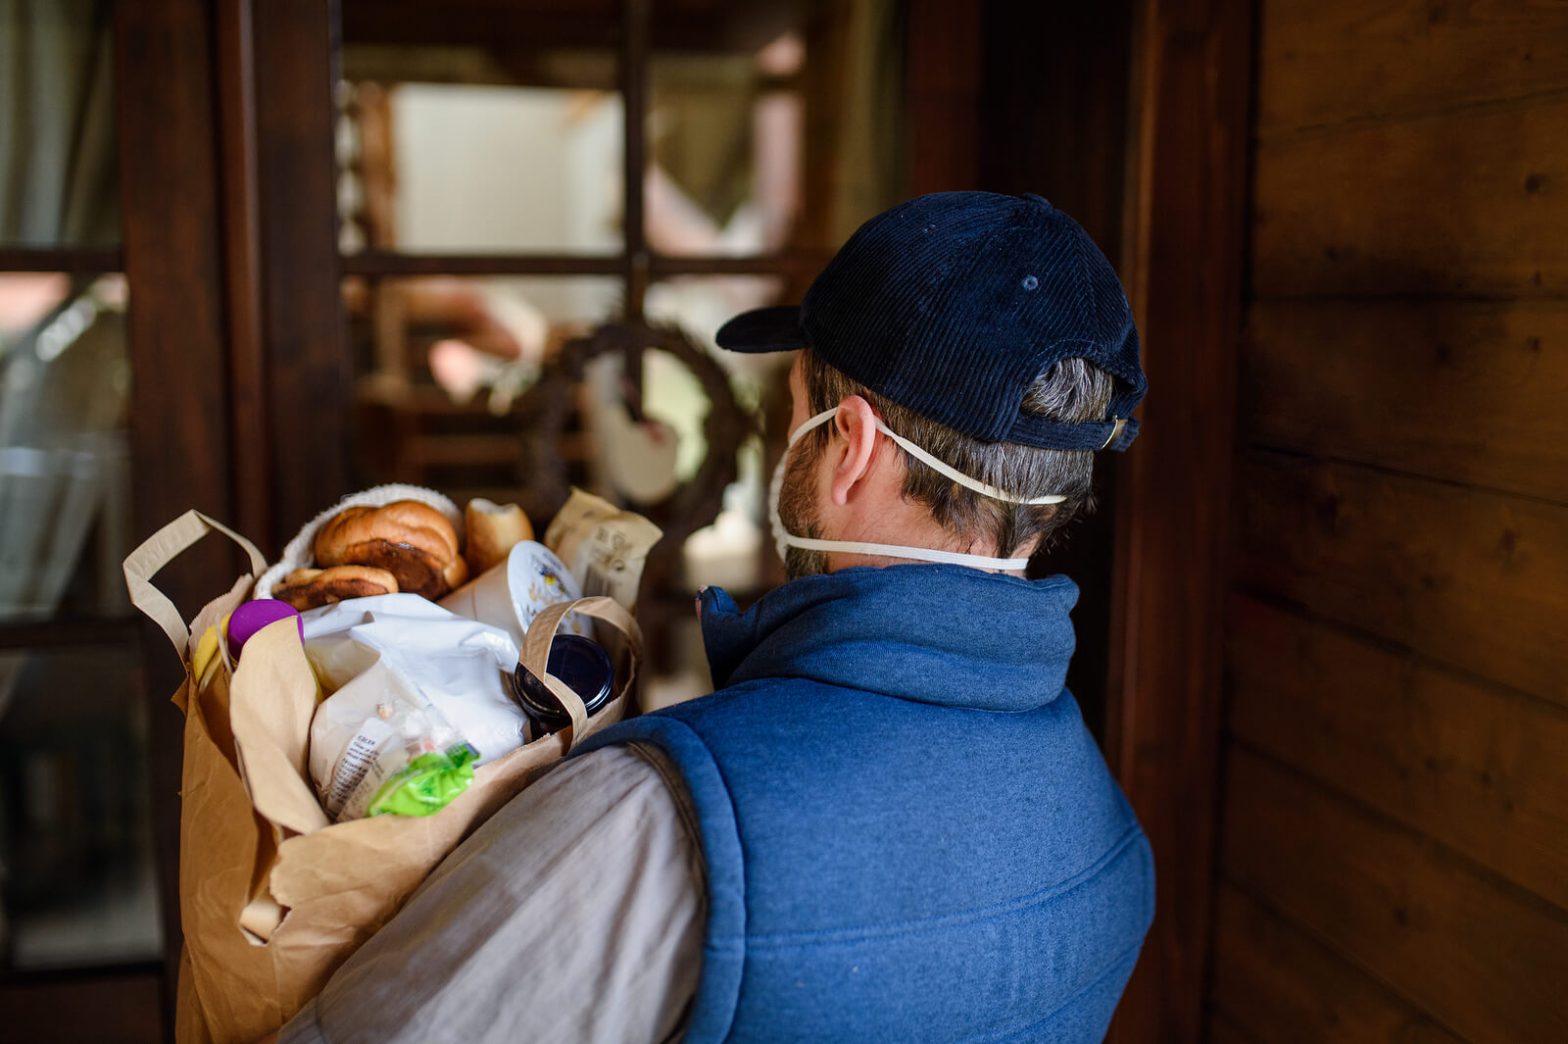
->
<box><xmin>250</xmin><ymin>0</ymin><xmax>352</xmax><ymax>549</ymax></box>
<box><xmin>1104</xmin><ymin>0</ymin><xmax>1253</xmax><ymax>1040</ymax></box>
<box><xmin>114</xmin><ymin>0</ymin><xmax>237</xmax><ymax>1029</ymax></box>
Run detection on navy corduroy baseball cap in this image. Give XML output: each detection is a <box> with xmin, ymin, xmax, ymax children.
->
<box><xmin>716</xmin><ymin>191</ymin><xmax>1145</xmax><ymax>451</ymax></box>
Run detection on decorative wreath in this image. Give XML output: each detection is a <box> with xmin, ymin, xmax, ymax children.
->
<box><xmin>519</xmin><ymin>319</ymin><xmax>756</xmax><ymax>593</ymax></box>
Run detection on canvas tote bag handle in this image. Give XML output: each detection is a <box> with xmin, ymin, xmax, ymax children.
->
<box><xmin>124</xmin><ymin>509</ymin><xmax>268</xmax><ymax>658</ymax></box>
<box><xmin>521</xmin><ymin>595</ymin><xmax>642</xmax><ymax>752</ymax></box>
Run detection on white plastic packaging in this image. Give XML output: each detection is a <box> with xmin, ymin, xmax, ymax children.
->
<box><xmin>301</xmin><ymin>594</ymin><xmax>529</xmax><ymax>819</ymax></box>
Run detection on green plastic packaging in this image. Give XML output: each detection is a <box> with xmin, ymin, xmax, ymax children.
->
<box><xmin>366</xmin><ymin>743</ymin><xmax>479</xmax><ymax>818</ymax></box>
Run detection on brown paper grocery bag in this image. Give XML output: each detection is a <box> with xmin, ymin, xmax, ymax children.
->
<box><xmin>125</xmin><ymin>510</ymin><xmax>641</xmax><ymax>1043</ymax></box>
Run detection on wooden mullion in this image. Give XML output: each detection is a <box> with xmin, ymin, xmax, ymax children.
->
<box><xmin>0</xmin><ymin>617</ymin><xmax>141</xmax><ymax>651</ymax></box>
<box><xmin>341</xmin><ymin>252</ymin><xmax>625</xmax><ymax>277</ymax></box>
<box><xmin>620</xmin><ymin>0</ymin><xmax>650</xmax><ymax>323</ymax></box>
<box><xmin>0</xmin><ymin>247</ymin><xmax>123</xmax><ymax>273</ymax></box>
<box><xmin>215</xmin><ymin>0</ymin><xmax>271</xmax><ymax>546</ymax></box>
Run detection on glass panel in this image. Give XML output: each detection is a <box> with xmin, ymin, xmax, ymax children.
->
<box><xmin>344</xmin><ymin>274</ymin><xmax>622</xmax><ymax>501</ymax></box>
<box><xmin>646</xmin><ymin>9</ymin><xmax>807</xmax><ymax>257</ymax></box>
<box><xmin>337</xmin><ymin>40</ymin><xmax>623</xmax><ymax>256</ymax></box>
<box><xmin>0</xmin><ymin>274</ymin><xmax>132</xmax><ymax>624</ymax></box>
<box><xmin>644</xmin><ymin>271</ymin><xmax>788</xmax><ymax>576</ymax></box>
<box><xmin>0</xmin><ymin>641</ymin><xmax>159</xmax><ymax>970</ymax></box>
<box><xmin>0</xmin><ymin>1</ymin><xmax>120</xmax><ymax>248</ymax></box>
<box><xmin>636</xmin><ymin>276</ymin><xmax>791</xmax><ymax>708</ymax></box>
<box><xmin>646</xmin><ymin>0</ymin><xmax>902</xmax><ymax>257</ymax></box>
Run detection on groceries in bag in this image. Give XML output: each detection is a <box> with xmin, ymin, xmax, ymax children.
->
<box><xmin>301</xmin><ymin>592</ymin><xmax>529</xmax><ymax>820</ymax></box>
<box><xmin>514</xmin><ymin>633</ymin><xmax>616</xmax><ymax>735</ymax></box>
<box><xmin>255</xmin><ymin>484</ymin><xmax>466</xmax><ymax>607</ymax></box>
<box><xmin>464</xmin><ymin>497</ymin><xmax>534</xmax><ymax>575</ymax></box>
<box><xmin>440</xmin><ymin>539</ymin><xmax>591</xmax><ymax>648</ymax></box>
<box><xmin>544</xmin><ymin>488</ymin><xmax>662</xmax><ymax>611</ymax></box>
<box><xmin>248</xmin><ymin>485</ymin><xmax>662</xmax><ymax>824</ymax></box>
<box><xmin>123</xmin><ymin>498</ymin><xmax>655</xmax><ymax>1044</ymax></box>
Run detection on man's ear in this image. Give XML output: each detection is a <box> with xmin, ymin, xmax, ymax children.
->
<box><xmin>829</xmin><ymin>395</ymin><xmax>880</xmax><ymax>506</ymax></box>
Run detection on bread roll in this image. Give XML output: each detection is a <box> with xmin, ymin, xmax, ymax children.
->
<box><xmin>274</xmin><ymin>565</ymin><xmax>398</xmax><ymax>611</ymax></box>
<box><xmin>464</xmin><ymin>499</ymin><xmax>533</xmax><ymax>575</ymax></box>
<box><xmin>314</xmin><ymin>500</ymin><xmax>468</xmax><ymax>600</ymax></box>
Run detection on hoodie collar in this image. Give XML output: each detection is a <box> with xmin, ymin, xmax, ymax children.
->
<box><xmin>698</xmin><ymin>565</ymin><xmax>1078</xmax><ymax>713</ymax></box>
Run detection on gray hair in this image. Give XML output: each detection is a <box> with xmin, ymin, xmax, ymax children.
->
<box><xmin>800</xmin><ymin>352</ymin><xmax>1115</xmax><ymax>558</ymax></box>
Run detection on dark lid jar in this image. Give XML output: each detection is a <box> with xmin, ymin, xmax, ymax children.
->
<box><xmin>514</xmin><ymin>634</ymin><xmax>615</xmax><ymax>734</ymax></box>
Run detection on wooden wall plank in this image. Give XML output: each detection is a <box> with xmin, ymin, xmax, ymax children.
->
<box><xmin>1256</xmin><ymin>0</ymin><xmax>1568</xmax><ymax>135</ymax></box>
<box><xmin>1207</xmin><ymin>1010</ymin><xmax>1264</xmax><ymax>1044</ymax></box>
<box><xmin>1227</xmin><ymin>596</ymin><xmax>1568</xmax><ymax>909</ymax></box>
<box><xmin>1211</xmin><ymin>883</ymin><xmax>1464</xmax><ymax>1044</ymax></box>
<box><xmin>1241</xmin><ymin>300</ymin><xmax>1568</xmax><ymax>502</ymax></box>
<box><xmin>1252</xmin><ymin>99</ymin><xmax>1568</xmax><ymax>298</ymax></box>
<box><xmin>1105</xmin><ymin>0</ymin><xmax>1254</xmax><ymax>1038</ymax></box>
<box><xmin>1221</xmin><ymin>748</ymin><xmax>1568</xmax><ymax>1043</ymax></box>
<box><xmin>1235</xmin><ymin>452</ymin><xmax>1568</xmax><ymax>703</ymax></box>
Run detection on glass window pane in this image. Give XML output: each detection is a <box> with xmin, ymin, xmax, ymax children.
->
<box><xmin>646</xmin><ymin>13</ymin><xmax>807</xmax><ymax>258</ymax></box>
<box><xmin>644</xmin><ymin>271</ymin><xmax>787</xmax><ymax>572</ymax></box>
<box><xmin>0</xmin><ymin>274</ymin><xmax>132</xmax><ymax>624</ymax></box>
<box><xmin>338</xmin><ymin>43</ymin><xmax>623</xmax><ymax>256</ymax></box>
<box><xmin>0</xmin><ymin>1</ymin><xmax>120</xmax><ymax>248</ymax></box>
<box><xmin>0</xmin><ymin>641</ymin><xmax>159</xmax><ymax>970</ymax></box>
<box><xmin>635</xmin><ymin>276</ymin><xmax>792</xmax><ymax>708</ymax></box>
<box><xmin>344</xmin><ymin>274</ymin><xmax>622</xmax><ymax>502</ymax></box>
<box><xmin>644</xmin><ymin>0</ymin><xmax>903</xmax><ymax>258</ymax></box>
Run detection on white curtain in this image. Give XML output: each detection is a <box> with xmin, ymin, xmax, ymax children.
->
<box><xmin>0</xmin><ymin>0</ymin><xmax>119</xmax><ymax>245</ymax></box>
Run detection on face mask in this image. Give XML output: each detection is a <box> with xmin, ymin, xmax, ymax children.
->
<box><xmin>768</xmin><ymin>407</ymin><xmax>1065</xmax><ymax>572</ymax></box>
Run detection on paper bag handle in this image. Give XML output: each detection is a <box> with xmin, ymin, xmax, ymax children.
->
<box><xmin>521</xmin><ymin>596</ymin><xmax>642</xmax><ymax>752</ymax></box>
<box><xmin>123</xmin><ymin>509</ymin><xmax>268</xmax><ymax>658</ymax></box>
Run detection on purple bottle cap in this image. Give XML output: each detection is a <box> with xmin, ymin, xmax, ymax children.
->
<box><xmin>228</xmin><ymin>599</ymin><xmax>304</xmax><ymax>659</ymax></box>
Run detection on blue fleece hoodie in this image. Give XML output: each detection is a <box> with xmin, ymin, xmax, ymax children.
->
<box><xmin>576</xmin><ymin>565</ymin><xmax>1154</xmax><ymax>1043</ymax></box>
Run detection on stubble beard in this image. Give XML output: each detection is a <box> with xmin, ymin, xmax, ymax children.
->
<box><xmin>778</xmin><ymin>442</ymin><xmax>830</xmax><ymax>580</ymax></box>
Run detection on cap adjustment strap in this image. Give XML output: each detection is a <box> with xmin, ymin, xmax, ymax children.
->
<box><xmin>1099</xmin><ymin>417</ymin><xmax>1128</xmax><ymax>451</ymax></box>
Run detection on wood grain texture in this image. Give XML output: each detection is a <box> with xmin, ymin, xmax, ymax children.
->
<box><xmin>216</xmin><ymin>0</ymin><xmax>272</xmax><ymax>548</ymax></box>
<box><xmin>1227</xmin><ymin>596</ymin><xmax>1568</xmax><ymax>909</ymax></box>
<box><xmin>1241</xmin><ymin>299</ymin><xmax>1568</xmax><ymax>502</ymax></box>
<box><xmin>1256</xmin><ymin>0</ymin><xmax>1568</xmax><ymax>135</ymax></box>
<box><xmin>253</xmin><ymin>0</ymin><xmax>350</xmax><ymax>546</ymax></box>
<box><xmin>115</xmin><ymin>0</ymin><xmax>236</xmax><ymax>1017</ymax></box>
<box><xmin>1211</xmin><ymin>883</ymin><xmax>1464</xmax><ymax>1044</ymax></box>
<box><xmin>0</xmin><ymin>970</ymin><xmax>164</xmax><ymax>1043</ymax></box>
<box><xmin>1105</xmin><ymin>0</ymin><xmax>1253</xmax><ymax>1039</ymax></box>
<box><xmin>976</xmin><ymin>0</ymin><xmax>1133</xmax><ymax>742</ymax></box>
<box><xmin>1235</xmin><ymin>452</ymin><xmax>1568</xmax><ymax>703</ymax></box>
<box><xmin>1221</xmin><ymin>747</ymin><xmax>1568</xmax><ymax>1043</ymax></box>
<box><xmin>1252</xmin><ymin>99</ymin><xmax>1568</xmax><ymax>298</ymax></box>
<box><xmin>1207</xmin><ymin>1010</ymin><xmax>1264</xmax><ymax>1044</ymax></box>
<box><xmin>906</xmin><ymin>0</ymin><xmax>982</xmax><ymax>194</ymax></box>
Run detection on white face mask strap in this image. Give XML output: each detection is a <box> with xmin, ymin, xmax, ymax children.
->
<box><xmin>787</xmin><ymin>407</ymin><xmax>1066</xmax><ymax>506</ymax></box>
<box><xmin>779</xmin><ymin>533</ymin><xmax>1031</xmax><ymax>571</ymax></box>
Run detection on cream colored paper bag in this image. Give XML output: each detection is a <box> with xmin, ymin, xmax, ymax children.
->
<box><xmin>125</xmin><ymin>510</ymin><xmax>642</xmax><ymax>1043</ymax></box>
